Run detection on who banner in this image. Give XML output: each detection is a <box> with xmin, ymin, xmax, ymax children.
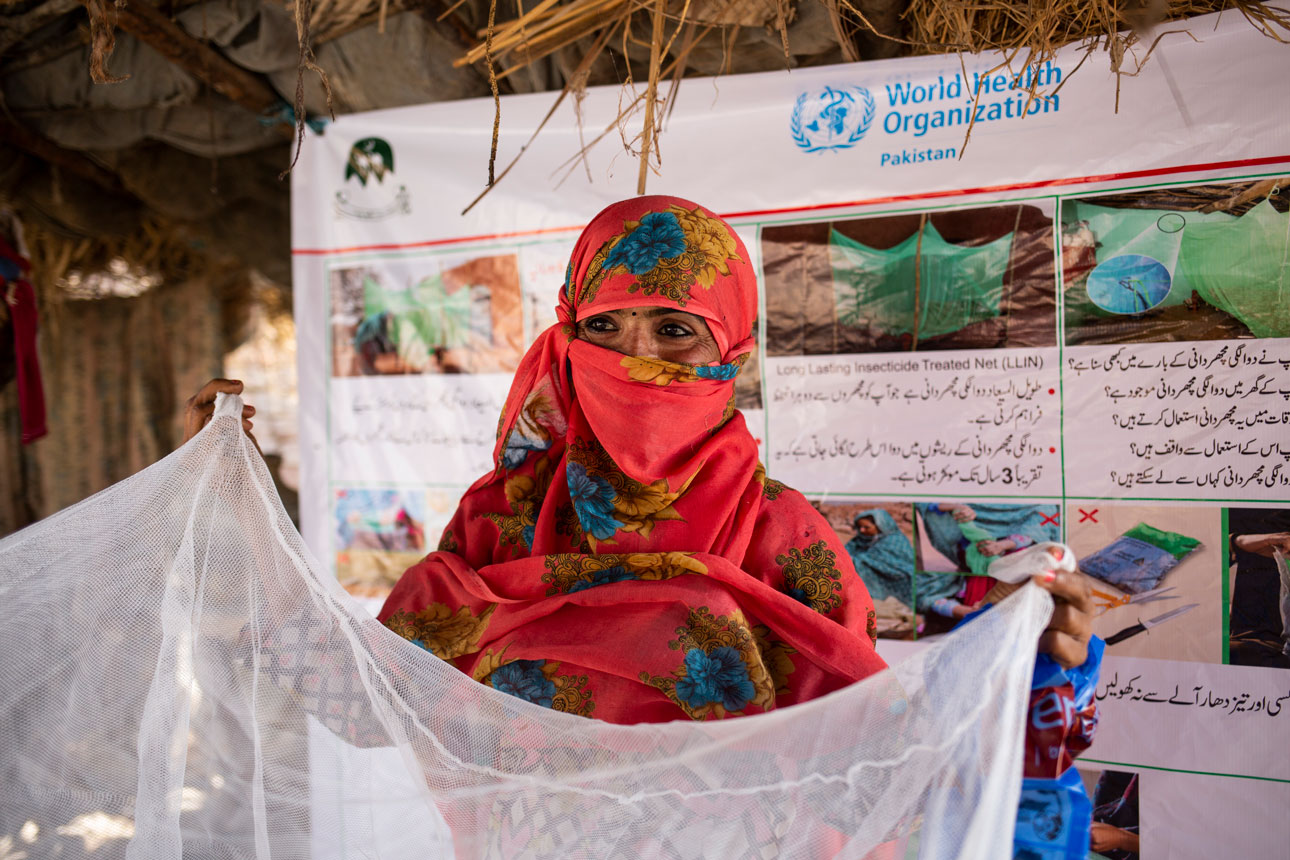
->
<box><xmin>292</xmin><ymin>12</ymin><xmax>1290</xmax><ymax>857</ymax></box>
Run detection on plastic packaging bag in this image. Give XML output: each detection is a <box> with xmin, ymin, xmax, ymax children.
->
<box><xmin>1079</xmin><ymin>522</ymin><xmax>1201</xmax><ymax>594</ymax></box>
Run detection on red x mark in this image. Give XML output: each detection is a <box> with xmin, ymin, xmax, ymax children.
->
<box><xmin>1040</xmin><ymin>511</ymin><xmax>1061</xmax><ymax>527</ymax></box>
<box><xmin>1078</xmin><ymin>508</ymin><xmax>1099</xmax><ymax>524</ymax></box>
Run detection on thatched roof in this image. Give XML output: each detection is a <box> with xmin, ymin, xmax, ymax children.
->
<box><xmin>1</xmin><ymin>0</ymin><xmax>1287</xmax><ymax>294</ymax></box>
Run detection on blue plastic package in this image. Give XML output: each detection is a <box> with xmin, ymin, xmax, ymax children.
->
<box><xmin>1014</xmin><ymin>769</ymin><xmax>1094</xmax><ymax>859</ymax></box>
<box><xmin>1013</xmin><ymin>637</ymin><xmax>1104</xmax><ymax>859</ymax></box>
<box><xmin>1079</xmin><ymin>535</ymin><xmax>1179</xmax><ymax>593</ymax></box>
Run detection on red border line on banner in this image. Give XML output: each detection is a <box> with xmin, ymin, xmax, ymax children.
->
<box><xmin>292</xmin><ymin>154</ymin><xmax>1290</xmax><ymax>256</ymax></box>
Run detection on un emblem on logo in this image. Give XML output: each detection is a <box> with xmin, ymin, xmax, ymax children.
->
<box><xmin>790</xmin><ymin>86</ymin><xmax>876</xmax><ymax>153</ymax></box>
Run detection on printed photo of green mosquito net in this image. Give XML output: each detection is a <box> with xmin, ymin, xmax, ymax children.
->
<box><xmin>330</xmin><ymin>254</ymin><xmax>525</xmax><ymax>376</ymax></box>
<box><xmin>1063</xmin><ymin>191</ymin><xmax>1290</xmax><ymax>344</ymax></box>
<box><xmin>830</xmin><ymin>223</ymin><xmax>1013</xmax><ymax>342</ymax></box>
<box><xmin>359</xmin><ymin>270</ymin><xmax>476</xmax><ymax>363</ymax></box>
<box><xmin>761</xmin><ymin>205</ymin><xmax>1057</xmax><ymax>356</ymax></box>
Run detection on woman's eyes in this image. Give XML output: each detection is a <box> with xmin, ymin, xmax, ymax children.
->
<box><xmin>581</xmin><ymin>316</ymin><xmax>695</xmax><ymax>338</ymax></box>
<box><xmin>582</xmin><ymin>316</ymin><xmax>617</xmax><ymax>333</ymax></box>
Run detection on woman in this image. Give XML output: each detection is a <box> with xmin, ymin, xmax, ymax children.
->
<box><xmin>845</xmin><ymin>510</ymin><xmax>917</xmax><ymax>605</ymax></box>
<box><xmin>186</xmin><ymin>196</ymin><xmax>1092</xmax><ymax>725</ymax></box>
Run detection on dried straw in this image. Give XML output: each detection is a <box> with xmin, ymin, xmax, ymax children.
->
<box><xmin>829</xmin><ymin>0</ymin><xmax>1290</xmax><ymax>149</ymax></box>
<box><xmin>282</xmin><ymin>0</ymin><xmax>337</xmax><ymax>178</ymax></box>
<box><xmin>638</xmin><ymin>0</ymin><xmax>667</xmax><ymax>194</ymax></box>
<box><xmin>452</xmin><ymin>0</ymin><xmax>1289</xmax><ymax>182</ymax></box>
<box><xmin>85</xmin><ymin>0</ymin><xmax>129</xmax><ymax>84</ymax></box>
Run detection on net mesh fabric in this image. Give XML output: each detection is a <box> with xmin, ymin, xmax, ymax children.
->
<box><xmin>830</xmin><ymin>225</ymin><xmax>1012</xmax><ymax>341</ymax></box>
<box><xmin>0</xmin><ymin>394</ymin><xmax>1051</xmax><ymax>859</ymax></box>
<box><xmin>1067</xmin><ymin>199</ymin><xmax>1290</xmax><ymax>337</ymax></box>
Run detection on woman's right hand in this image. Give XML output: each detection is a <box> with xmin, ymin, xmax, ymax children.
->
<box><xmin>183</xmin><ymin>378</ymin><xmax>256</xmax><ymax>445</ymax></box>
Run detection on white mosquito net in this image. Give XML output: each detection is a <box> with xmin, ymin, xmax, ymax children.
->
<box><xmin>0</xmin><ymin>394</ymin><xmax>1051</xmax><ymax>859</ymax></box>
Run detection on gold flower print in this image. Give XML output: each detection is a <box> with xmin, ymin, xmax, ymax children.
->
<box><xmin>776</xmin><ymin>540</ymin><xmax>844</xmax><ymax>615</ymax></box>
<box><xmin>619</xmin><ymin>356</ymin><xmax>702</xmax><ymax>386</ymax></box>
<box><xmin>753</xmin><ymin>462</ymin><xmax>787</xmax><ymax>501</ymax></box>
<box><xmin>567</xmin><ymin>438</ymin><xmax>695</xmax><ymax>550</ymax></box>
<box><xmin>542</xmin><ymin>551</ymin><xmax>709</xmax><ymax>596</ymax></box>
<box><xmin>482</xmin><ymin>456</ymin><xmax>554</xmax><ymax>551</ymax></box>
<box><xmin>752</xmin><ymin>624</ymin><xmax>797</xmax><ymax>698</ymax></box>
<box><xmin>668</xmin><ymin>204</ymin><xmax>743</xmax><ymax>288</ymax></box>
<box><xmin>384</xmin><ymin>603</ymin><xmax>496</xmax><ymax>661</ymax></box>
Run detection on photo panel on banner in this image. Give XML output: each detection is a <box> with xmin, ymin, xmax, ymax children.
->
<box><xmin>761</xmin><ymin>199</ymin><xmax>1064</xmax><ymax>500</ymax></box>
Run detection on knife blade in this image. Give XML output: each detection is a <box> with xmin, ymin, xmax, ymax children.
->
<box><xmin>1105</xmin><ymin>603</ymin><xmax>1200</xmax><ymax>646</ymax></box>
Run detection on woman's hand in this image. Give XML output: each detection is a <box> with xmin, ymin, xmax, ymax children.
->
<box><xmin>948</xmin><ymin>504</ymin><xmax>976</xmax><ymax>522</ymax></box>
<box><xmin>980</xmin><ymin>548</ymin><xmax>1094</xmax><ymax>669</ymax></box>
<box><xmin>183</xmin><ymin>378</ymin><xmax>256</xmax><ymax>446</ymax></box>
<box><xmin>1089</xmin><ymin>822</ymin><xmax>1139</xmax><ymax>853</ymax></box>
<box><xmin>1032</xmin><ymin>563</ymin><xmax>1093</xmax><ymax>669</ymax></box>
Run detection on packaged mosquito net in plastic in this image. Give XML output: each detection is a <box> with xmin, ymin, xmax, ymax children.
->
<box><xmin>1079</xmin><ymin>522</ymin><xmax>1201</xmax><ymax>594</ymax></box>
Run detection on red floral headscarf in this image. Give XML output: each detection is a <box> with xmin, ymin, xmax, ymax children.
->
<box><xmin>489</xmin><ymin>195</ymin><xmax>758</xmax><ymax>487</ymax></box>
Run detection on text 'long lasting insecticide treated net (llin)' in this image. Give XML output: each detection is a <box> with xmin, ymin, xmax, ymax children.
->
<box><xmin>0</xmin><ymin>394</ymin><xmax>1051</xmax><ymax>860</ymax></box>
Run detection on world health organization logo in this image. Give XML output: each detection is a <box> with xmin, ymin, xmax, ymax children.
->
<box><xmin>790</xmin><ymin>86</ymin><xmax>876</xmax><ymax>153</ymax></box>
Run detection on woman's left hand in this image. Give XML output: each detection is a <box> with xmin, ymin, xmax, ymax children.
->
<box><xmin>1031</xmin><ymin>565</ymin><xmax>1094</xmax><ymax>669</ymax></box>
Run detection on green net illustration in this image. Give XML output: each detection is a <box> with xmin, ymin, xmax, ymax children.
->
<box><xmin>358</xmin><ymin>272</ymin><xmax>475</xmax><ymax>368</ymax></box>
<box><xmin>830</xmin><ymin>223</ymin><xmax>1013</xmax><ymax>342</ymax></box>
<box><xmin>1178</xmin><ymin>200</ymin><xmax>1290</xmax><ymax>339</ymax></box>
<box><xmin>1064</xmin><ymin>199</ymin><xmax>1290</xmax><ymax>338</ymax></box>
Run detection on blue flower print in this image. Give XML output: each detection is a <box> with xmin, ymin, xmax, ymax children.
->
<box><xmin>674</xmin><ymin>646</ymin><xmax>756</xmax><ymax>712</ymax></box>
<box><xmin>500</xmin><ymin>429</ymin><xmax>550</xmax><ymax>471</ymax></box>
<box><xmin>567</xmin><ymin>462</ymin><xmax>624</xmax><ymax>540</ymax></box>
<box><xmin>695</xmin><ymin>363</ymin><xmax>739</xmax><ymax>381</ymax></box>
<box><xmin>490</xmin><ymin>659</ymin><xmax>556</xmax><ymax>707</ymax></box>
<box><xmin>568</xmin><ymin>565</ymin><xmax>635</xmax><ymax>593</ymax></box>
<box><xmin>604</xmin><ymin>212</ymin><xmax>687</xmax><ymax>275</ymax></box>
<box><xmin>521</xmin><ymin>524</ymin><xmax>536</xmax><ymax>550</ymax></box>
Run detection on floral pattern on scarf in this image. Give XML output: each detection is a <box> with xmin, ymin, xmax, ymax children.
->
<box><xmin>483</xmin><ymin>455</ymin><xmax>555</xmax><ymax>552</ymax></box>
<box><xmin>543</xmin><ymin>552</ymin><xmax>708</xmax><ymax>596</ymax></box>
<box><xmin>474</xmin><ymin>649</ymin><xmax>596</xmax><ymax>716</ymax></box>
<box><xmin>384</xmin><ymin>603</ymin><xmax>496</xmax><ymax>661</ymax></box>
<box><xmin>620</xmin><ymin>354</ymin><xmax>744</xmax><ymax>386</ymax></box>
<box><xmin>565</xmin><ymin>438</ymin><xmax>692</xmax><ymax>550</ymax></box>
<box><xmin>753</xmin><ymin>462</ymin><xmax>787</xmax><ymax>501</ymax></box>
<box><xmin>639</xmin><ymin>607</ymin><xmax>773</xmax><ymax>720</ymax></box>
<box><xmin>777</xmin><ymin>541</ymin><xmax>844</xmax><ymax>615</ymax></box>
<box><xmin>575</xmin><ymin>204</ymin><xmax>744</xmax><ymax>307</ymax></box>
